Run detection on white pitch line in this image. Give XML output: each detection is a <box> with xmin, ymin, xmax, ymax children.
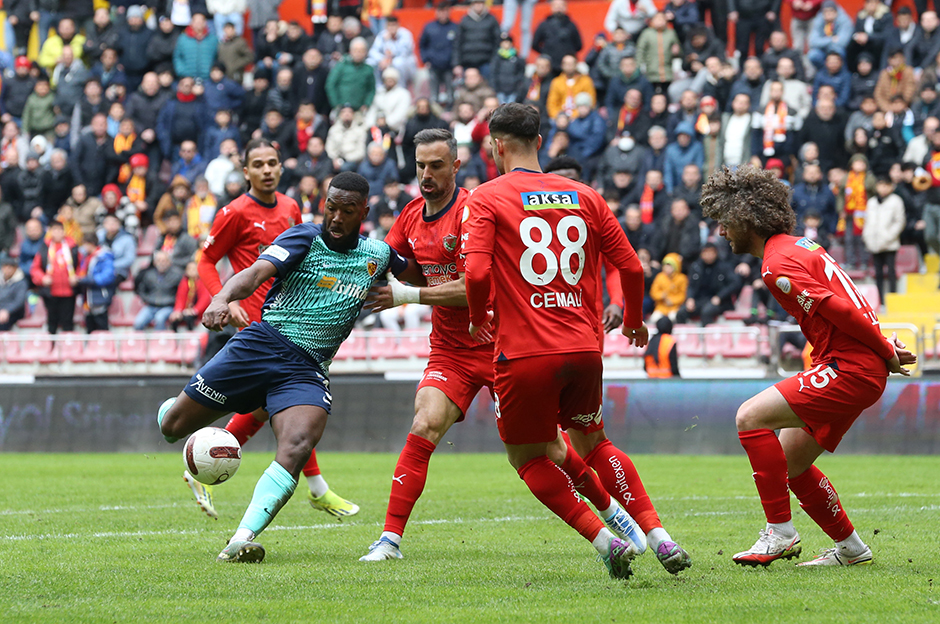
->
<box><xmin>0</xmin><ymin>514</ymin><xmax>555</xmax><ymax>543</ymax></box>
<box><xmin>0</xmin><ymin>503</ymin><xmax>185</xmax><ymax>516</ymax></box>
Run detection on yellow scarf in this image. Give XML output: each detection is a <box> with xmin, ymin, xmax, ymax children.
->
<box><xmin>763</xmin><ymin>101</ymin><xmax>787</xmax><ymax>155</ymax></box>
<box><xmin>114</xmin><ymin>134</ymin><xmax>137</xmax><ymax>184</ymax></box>
<box><xmin>844</xmin><ymin>170</ymin><xmax>866</xmax><ymax>235</ymax></box>
<box><xmin>126</xmin><ymin>174</ymin><xmax>147</xmax><ymax>208</ymax></box>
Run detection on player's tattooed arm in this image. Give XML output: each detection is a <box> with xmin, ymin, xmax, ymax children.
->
<box><xmin>202</xmin><ymin>259</ymin><xmax>278</xmax><ymax>331</ymax></box>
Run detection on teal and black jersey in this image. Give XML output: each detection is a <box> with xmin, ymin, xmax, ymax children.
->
<box><xmin>258</xmin><ymin>223</ymin><xmax>409</xmax><ymax>373</ymax></box>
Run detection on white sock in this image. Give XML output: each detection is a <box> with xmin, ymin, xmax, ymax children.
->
<box><xmin>306</xmin><ymin>474</ymin><xmax>329</xmax><ymax>498</ymax></box>
<box><xmin>647</xmin><ymin>527</ymin><xmax>672</xmax><ymax>551</ymax></box>
<box><xmin>768</xmin><ymin>521</ymin><xmax>796</xmax><ymax>537</ymax></box>
<box><xmin>592</xmin><ymin>528</ymin><xmax>615</xmax><ymax>556</ymax></box>
<box><xmin>230</xmin><ymin>528</ymin><xmax>255</xmax><ymax>543</ymax></box>
<box><xmin>836</xmin><ymin>530</ymin><xmax>867</xmax><ymax>556</ymax></box>
<box><xmin>381</xmin><ymin>531</ymin><xmax>402</xmax><ymax>547</ymax></box>
<box><xmin>600</xmin><ymin>500</ymin><xmax>619</xmax><ymax>520</ymax></box>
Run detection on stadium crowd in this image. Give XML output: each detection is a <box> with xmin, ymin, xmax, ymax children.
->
<box><xmin>0</xmin><ymin>0</ymin><xmax>937</xmax><ymax>336</ymax></box>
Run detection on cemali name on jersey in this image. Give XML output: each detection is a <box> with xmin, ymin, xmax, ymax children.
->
<box><xmin>259</xmin><ymin>223</ymin><xmax>408</xmax><ymax>373</ymax></box>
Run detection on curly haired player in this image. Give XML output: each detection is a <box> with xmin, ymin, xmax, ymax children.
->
<box><xmin>701</xmin><ymin>166</ymin><xmax>917</xmax><ymax>567</ymax></box>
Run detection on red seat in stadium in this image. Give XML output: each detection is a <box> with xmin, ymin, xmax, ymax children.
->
<box><xmin>119</xmin><ymin>334</ymin><xmax>150</xmax><ymax>363</ymax></box>
<box><xmin>57</xmin><ymin>333</ymin><xmax>86</xmax><ymax>363</ymax></box>
<box><xmin>673</xmin><ymin>329</ymin><xmax>703</xmax><ymax>357</ymax></box>
<box><xmin>18</xmin><ymin>299</ymin><xmax>46</xmax><ymax>329</ymax></box>
<box><xmin>118</xmin><ymin>275</ymin><xmax>135</xmax><ymax>291</ymax></box>
<box><xmin>335</xmin><ymin>331</ymin><xmax>366</xmax><ymax>360</ymax></box>
<box><xmin>896</xmin><ymin>245</ymin><xmax>919</xmax><ymax>274</ymax></box>
<box><xmin>180</xmin><ymin>333</ymin><xmax>205</xmax><ymax>365</ymax></box>
<box><xmin>603</xmin><ymin>331</ymin><xmax>627</xmax><ymax>357</ymax></box>
<box><xmin>704</xmin><ymin>332</ymin><xmax>733</xmax><ymax>358</ymax></box>
<box><xmin>75</xmin><ymin>333</ymin><xmax>119</xmax><ymax>363</ymax></box>
<box><xmin>368</xmin><ymin>331</ymin><xmax>401</xmax><ymax>359</ymax></box>
<box><xmin>149</xmin><ymin>332</ymin><xmax>182</xmax><ymax>364</ymax></box>
<box><xmin>399</xmin><ymin>333</ymin><xmax>431</xmax><ymax>358</ymax></box>
<box><xmin>110</xmin><ymin>297</ymin><xmax>143</xmax><ymax>327</ymax></box>
<box><xmin>857</xmin><ymin>284</ymin><xmax>880</xmax><ymax>311</ymax></box>
<box><xmin>6</xmin><ymin>336</ymin><xmax>58</xmax><ymax>364</ymax></box>
<box><xmin>727</xmin><ymin>332</ymin><xmax>759</xmax><ymax>358</ymax></box>
<box><xmin>725</xmin><ymin>286</ymin><xmax>753</xmax><ymax>321</ymax></box>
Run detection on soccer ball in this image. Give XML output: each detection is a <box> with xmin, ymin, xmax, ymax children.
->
<box><xmin>183</xmin><ymin>427</ymin><xmax>242</xmax><ymax>485</ymax></box>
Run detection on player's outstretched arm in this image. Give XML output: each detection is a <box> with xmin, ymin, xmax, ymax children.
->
<box><xmin>366</xmin><ymin>274</ymin><xmax>468</xmax><ymax>312</ymax></box>
<box><xmin>202</xmin><ymin>259</ymin><xmax>278</xmax><ymax>331</ymax></box>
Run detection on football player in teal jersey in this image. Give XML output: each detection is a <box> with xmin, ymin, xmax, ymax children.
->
<box><xmin>158</xmin><ymin>172</ymin><xmax>422</xmax><ymax>562</ymax></box>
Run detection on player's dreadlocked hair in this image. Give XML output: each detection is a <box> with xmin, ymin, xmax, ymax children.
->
<box><xmin>700</xmin><ymin>166</ymin><xmax>795</xmax><ymax>239</ymax></box>
<box><xmin>329</xmin><ymin>171</ymin><xmax>371</xmax><ymax>203</ymax></box>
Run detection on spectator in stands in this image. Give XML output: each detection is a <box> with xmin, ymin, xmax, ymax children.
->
<box><xmin>600</xmin><ymin>121</ymin><xmax>646</xmax><ymax>182</ymax></box>
<box><xmin>490</xmin><ymin>33</ymin><xmax>526</xmax><ymax>104</ymax></box>
<box><xmin>813</xmin><ymin>51</ymin><xmax>851</xmax><ymax>108</ymax></box>
<box><xmin>419</xmin><ymin>3</ymin><xmax>457</xmax><ymax>106</ymax></box>
<box><xmin>547</xmin><ymin>55</ymin><xmax>596</xmax><ymax>119</ymax></box>
<box><xmin>205</xmin><ymin>138</ymin><xmax>240</xmax><ymax>195</ymax></box>
<box><xmin>605</xmin><ymin>0</ymin><xmax>656</xmax><ymax>41</ymax></box>
<box><xmin>368</xmin><ymin>15</ymin><xmax>417</xmax><ymax>87</ymax></box>
<box><xmin>294</xmin><ymin>48</ymin><xmax>331</xmax><ymax>117</ymax></box>
<box><xmin>157</xmin><ymin>77</ymin><xmax>208</xmax><ymax>162</ymax></box>
<box><xmin>367</xmin><ymin>68</ymin><xmax>412</xmax><ymax>133</ymax></box>
<box><xmin>863</xmin><ymin>176</ymin><xmax>905</xmax><ymax>305</ymax></box>
<box><xmin>848</xmin><ymin>52</ymin><xmax>879</xmax><ymax>111</ymax></box>
<box><xmin>220</xmin><ymin>171</ymin><xmax>245</xmax><ymax>206</ymax></box>
<box><xmin>171</xmin><ymin>141</ymin><xmax>208</xmax><ymax>185</ymax></box>
<box><xmin>40</xmin><ymin>149</ymin><xmax>74</xmax><ymax>223</ymax></box>
<box><xmin>91</xmin><ymin>47</ymin><xmax>127</xmax><ymax>92</ymax></box>
<box><xmin>895</xmin><ymin>162</ymin><xmax>928</xmax><ymax>258</ymax></box>
<box><xmin>254</xmin><ymin>108</ymin><xmax>298</xmax><ymax>160</ymax></box>
<box><xmin>910</xmin><ymin>11</ymin><xmax>940</xmax><ymax>70</ymax></box>
<box><xmin>791</xmin><ymin>163</ymin><xmax>837</xmax><ymax>231</ymax></box>
<box><xmin>358</xmin><ymin>142</ymin><xmax>399</xmax><ymax>199</ymax></box>
<box><xmin>718</xmin><ymin>93</ymin><xmax>753</xmax><ymax>168</ymax></box>
<box><xmin>644</xmin><ymin>316</ymin><xmax>680</xmax><ymax>377</ymax></box>
<box><xmin>65</xmin><ymin>184</ymin><xmax>101</xmax><ymax>244</ymax></box>
<box><xmin>326</xmin><ymin>104</ymin><xmax>368</xmax><ymax>170</ymax></box>
<box><xmin>17</xmin><ymin>218</ymin><xmax>44</xmax><ymax>282</ymax></box>
<box><xmin>801</xmin><ymin>97</ymin><xmax>847</xmax><ymax>171</ymax></box>
<box><xmin>677</xmin><ymin>242</ymin><xmax>740</xmax><ymax>325</ymax></box>
<box><xmin>22</xmin><ymin>77</ymin><xmax>56</xmax><ymax>139</ymax></box>
<box><xmin>1</xmin><ymin>56</ymin><xmax>36</xmax><ymax>125</ymax></box>
<box><xmin>246</xmin><ymin>0</ymin><xmax>281</xmax><ymax>43</ymax></box>
<box><xmin>239</xmin><ymin>67</ymin><xmax>270</xmax><ymax>143</ymax></box>
<box><xmin>0</xmin><ymin>186</ymin><xmax>14</xmax><ymax>253</ymax></box>
<box><xmin>875</xmin><ymin>47</ymin><xmax>916</xmax><ymax>112</ymax></box>
<box><xmin>4</xmin><ymin>0</ymin><xmax>32</xmax><ymax>56</ymax></box>
<box><xmin>563</xmin><ymin>93</ymin><xmax>605</xmax><ymax>181</ymax></box>
<box><xmin>606</xmin><ymin>55</ymin><xmax>653</xmax><ymax>116</ymax></box>
<box><xmin>846</xmin><ymin>95</ymin><xmax>877</xmax><ymax>145</ymax></box>
<box><xmin>98</xmin><ymin>214</ymin><xmax>136</xmax><ymax>283</ymax></box>
<box><xmin>663</xmin><ymin>122</ymin><xmax>703</xmax><ymax>193</ymax></box>
<box><xmin>295</xmin><ymin>134</ymin><xmax>335</xmax><ymax>184</ymax></box>
<box><xmin>532</xmin><ymin>0</ymin><xmax>583</xmax><ymax>74</ymax></box>
<box><xmin>31</xmin><ymin>220</ymin><xmax>79</xmax><ymax>334</ymax></box>
<box><xmin>649</xmin><ymin>253</ymin><xmax>688</xmax><ymax>322</ymax></box>
<box><xmin>637</xmin><ymin>12</ymin><xmax>681</xmax><ymax>91</ymax></box>
<box><xmin>843</xmin><ymin>153</ymin><xmax>875</xmax><ymax>269</ymax></box>
<box><xmin>154</xmin><ymin>177</ymin><xmax>193</xmax><ymax>234</ymax></box>
<box><xmin>596</xmin><ymin>28</ymin><xmax>635</xmax><ymax>97</ymax></box>
<box><xmin>278</xmin><ymin>20</ymin><xmax>311</xmax><ymax>67</ymax></box>
<box><xmin>728</xmin><ymin>0</ymin><xmax>779</xmax><ymax>60</ymax></box>
<box><xmin>326</xmin><ymin>37</ymin><xmax>376</xmax><ymax>112</ymax></box>
<box><xmin>169</xmin><ymin>260</ymin><xmax>211</xmax><ymax>331</ymax></box>
<box><xmin>133</xmin><ymin>249</ymin><xmax>183</xmax><ymax>331</ymax></box>
<box><xmin>368</xmin><ymin>207</ymin><xmax>396</xmax><ymax>241</ymax></box>
<box><xmin>204</xmin><ymin>64</ymin><xmax>245</xmax><ymax>119</ymax></box>
<box><xmin>755</xmin><ymin>81</ymin><xmax>798</xmax><ymax>162</ymax></box>
<box><xmin>203</xmin><ymin>109</ymin><xmax>240</xmax><ymax>162</ymax></box>
<box><xmin>620</xmin><ymin>204</ymin><xmax>654</xmax><ymax>251</ymax></box>
<box><xmin>681</xmin><ymin>27</ymin><xmax>725</xmax><ymax>86</ymax></box>
<box><xmin>453</xmin><ymin>67</ymin><xmax>496</xmax><ymax>113</ymax></box>
<box><xmin>399</xmin><ymin>98</ymin><xmax>447</xmax><ymax>181</ymax></box>
<box><xmin>454</xmin><ymin>0</ymin><xmax>501</xmax><ymax>79</ymax></box>
<box><xmin>651</xmin><ymin>197</ymin><xmax>701</xmax><ymax>267</ymax></box>
<box><xmin>216</xmin><ymin>21</ymin><xmax>253</xmax><ymax>84</ymax></box>
<box><xmin>174</xmin><ymin>12</ymin><xmax>218</xmax><ymax>81</ymax></box>
<box><xmin>84</xmin><ymin>8</ymin><xmax>118</xmax><ymax>66</ymax></box>
<box><xmin>627</xmin><ymin>168</ymin><xmax>671</xmax><ymax>225</ymax></box>
<box><xmin>795</xmin><ymin>210</ymin><xmax>832</xmax><ymax>250</ymax></box>
<box><xmin>184</xmin><ymin>176</ymin><xmax>217</xmax><ymax>239</ymax></box>
<box><xmin>266</xmin><ymin>67</ymin><xmax>299</xmax><ymax>120</ymax></box>
<box><xmin>114</xmin><ymin>7</ymin><xmax>152</xmax><ymax>92</ymax></box>
<box><xmin>38</xmin><ymin>18</ymin><xmax>85</xmax><ymax>74</ymax></box>
<box><xmin>51</xmin><ymin>46</ymin><xmax>90</xmax><ymax>115</ymax></box>
<box><xmin>104</xmin><ymin>117</ymin><xmax>144</xmax><ymax>186</ymax></box>
<box><xmin>808</xmin><ymin>1</ymin><xmax>854</xmax><ymax>71</ymax></box>
<box><xmin>147</xmin><ymin>16</ymin><xmax>180</xmax><ymax>75</ymax></box>
<box><xmin>729</xmin><ymin>57</ymin><xmax>766</xmax><ymax>109</ymax></box>
<box><xmin>18</xmin><ymin>152</ymin><xmax>44</xmax><ymax>222</ymax></box>
<box><xmin>847</xmin><ymin>0</ymin><xmax>893</xmax><ymax>72</ymax></box>
<box><xmin>76</xmin><ymin>235</ymin><xmax>116</xmax><ymax>332</ymax></box>
<box><xmin>0</xmin><ymin>252</ymin><xmax>26</xmax><ymax>330</ymax></box>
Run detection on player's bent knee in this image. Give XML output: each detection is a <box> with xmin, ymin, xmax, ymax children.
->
<box><xmin>735</xmin><ymin>400</ymin><xmax>759</xmax><ymax>432</ymax></box>
<box><xmin>410</xmin><ymin>411</ymin><xmax>448</xmax><ymax>444</ymax></box>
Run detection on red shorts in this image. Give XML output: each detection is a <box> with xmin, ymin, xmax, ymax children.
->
<box><xmin>417</xmin><ymin>343</ymin><xmax>495</xmax><ymax>418</ymax></box>
<box><xmin>776</xmin><ymin>363</ymin><xmax>886</xmax><ymax>453</ymax></box>
<box><xmin>494</xmin><ymin>352</ymin><xmax>604</xmax><ymax>445</ymax></box>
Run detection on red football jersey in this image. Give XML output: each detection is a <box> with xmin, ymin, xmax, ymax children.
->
<box><xmin>385</xmin><ymin>188</ymin><xmax>481</xmax><ymax>350</ymax></box>
<box><xmin>199</xmin><ymin>192</ymin><xmax>302</xmax><ymax>323</ymax></box>
<box><xmin>462</xmin><ymin>169</ymin><xmax>641</xmax><ymax>360</ymax></box>
<box><xmin>762</xmin><ymin>234</ymin><xmax>887</xmax><ymax>376</ymax></box>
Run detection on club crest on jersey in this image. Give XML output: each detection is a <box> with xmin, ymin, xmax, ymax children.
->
<box><xmin>794</xmin><ymin>237</ymin><xmax>821</xmax><ymax>251</ymax></box>
<box><xmin>775</xmin><ymin>276</ymin><xmax>792</xmax><ymax>294</ymax></box>
<box><xmin>521</xmin><ymin>191</ymin><xmax>580</xmax><ymax>210</ymax></box>
<box><xmin>442</xmin><ymin>234</ymin><xmax>457</xmax><ymax>252</ymax></box>
<box><xmin>366</xmin><ymin>259</ymin><xmax>379</xmax><ymax>277</ymax></box>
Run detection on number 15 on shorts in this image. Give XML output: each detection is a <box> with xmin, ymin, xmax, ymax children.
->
<box><xmin>797</xmin><ymin>364</ymin><xmax>838</xmax><ymax>393</ymax></box>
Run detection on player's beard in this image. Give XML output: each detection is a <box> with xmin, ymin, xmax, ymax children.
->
<box><xmin>419</xmin><ymin>181</ymin><xmax>450</xmax><ymax>204</ymax></box>
<box><xmin>321</xmin><ymin>228</ymin><xmax>358</xmax><ymax>251</ymax></box>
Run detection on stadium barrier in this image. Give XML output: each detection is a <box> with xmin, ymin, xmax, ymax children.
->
<box><xmin>1</xmin><ymin>377</ymin><xmax>936</xmax><ymax>454</ymax></box>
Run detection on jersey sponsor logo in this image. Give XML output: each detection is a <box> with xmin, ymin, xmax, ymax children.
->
<box><xmin>422</xmin><ymin>262</ymin><xmax>458</xmax><ymax>286</ymax></box>
<box><xmin>571</xmin><ymin>404</ymin><xmax>603</xmax><ymax>426</ymax></box>
<box><xmin>530</xmin><ymin>290</ymin><xmax>584</xmax><ymax>309</ymax></box>
<box><xmin>796</xmin><ymin>289</ymin><xmax>814</xmax><ymax>313</ymax></box>
<box><xmin>606</xmin><ymin>453</ymin><xmax>635</xmax><ymax>504</ymax></box>
<box><xmin>424</xmin><ymin>370</ymin><xmax>448</xmax><ymax>383</ymax></box>
<box><xmin>315</xmin><ymin>275</ymin><xmax>369</xmax><ymax>300</ymax></box>
<box><xmin>189</xmin><ymin>374</ymin><xmax>227</xmax><ymax>405</ymax></box>
<box><xmin>794</xmin><ymin>237</ymin><xmax>821</xmax><ymax>251</ymax></box>
<box><xmin>261</xmin><ymin>244</ymin><xmax>290</xmax><ymax>262</ymax></box>
<box><xmin>521</xmin><ymin>191</ymin><xmax>580</xmax><ymax>211</ymax></box>
<box><xmin>775</xmin><ymin>276</ymin><xmax>792</xmax><ymax>294</ymax></box>
<box><xmin>366</xmin><ymin>259</ymin><xmax>379</xmax><ymax>277</ymax></box>
<box><xmin>442</xmin><ymin>233</ymin><xmax>457</xmax><ymax>252</ymax></box>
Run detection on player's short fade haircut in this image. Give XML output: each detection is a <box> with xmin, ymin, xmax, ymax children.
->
<box><xmin>243</xmin><ymin>138</ymin><xmax>281</xmax><ymax>165</ymax></box>
<box><xmin>544</xmin><ymin>155</ymin><xmax>583</xmax><ymax>177</ymax></box>
<box><xmin>329</xmin><ymin>171</ymin><xmax>371</xmax><ymax>203</ymax></box>
<box><xmin>488</xmin><ymin>103</ymin><xmax>541</xmax><ymax>147</ymax></box>
<box><xmin>700</xmin><ymin>166</ymin><xmax>796</xmax><ymax>240</ymax></box>
<box><xmin>413</xmin><ymin>128</ymin><xmax>457</xmax><ymax>161</ymax></box>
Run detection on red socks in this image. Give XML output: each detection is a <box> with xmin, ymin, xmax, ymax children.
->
<box><xmin>517</xmin><ymin>455</ymin><xmax>605</xmax><ymax>542</ymax></box>
<box><xmin>384</xmin><ymin>433</ymin><xmax>437</xmax><ymax>536</ymax></box>
<box><xmin>788</xmin><ymin>465</ymin><xmax>855</xmax><ymax>542</ymax></box>
<box><xmin>584</xmin><ymin>439</ymin><xmax>662</xmax><ymax>533</ymax></box>
<box><xmin>226</xmin><ymin>412</ymin><xmax>321</xmax><ymax>477</ymax></box>
<box><xmin>560</xmin><ymin>444</ymin><xmax>612</xmax><ymax>512</ymax></box>
<box><xmin>225</xmin><ymin>412</ymin><xmax>265</xmax><ymax>446</ymax></box>
<box><xmin>738</xmin><ymin>429</ymin><xmax>791</xmax><ymax>523</ymax></box>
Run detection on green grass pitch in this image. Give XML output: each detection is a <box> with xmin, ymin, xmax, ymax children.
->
<box><xmin>1</xmin><ymin>453</ymin><xmax>938</xmax><ymax>623</ymax></box>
